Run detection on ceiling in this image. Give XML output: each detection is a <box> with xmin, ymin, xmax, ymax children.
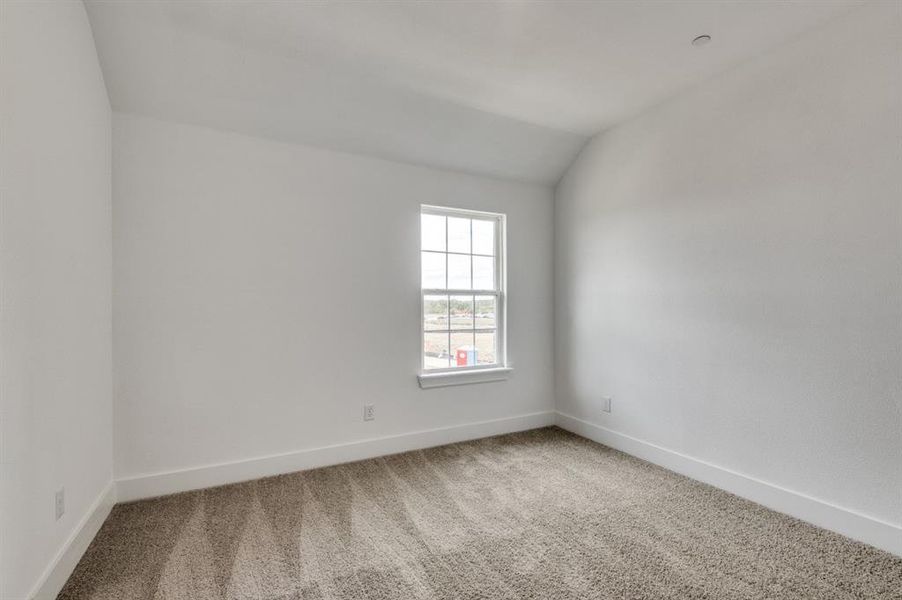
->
<box><xmin>85</xmin><ymin>0</ymin><xmax>861</xmax><ymax>185</ymax></box>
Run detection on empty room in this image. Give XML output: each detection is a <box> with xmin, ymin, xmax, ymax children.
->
<box><xmin>2</xmin><ymin>0</ymin><xmax>900</xmax><ymax>599</ymax></box>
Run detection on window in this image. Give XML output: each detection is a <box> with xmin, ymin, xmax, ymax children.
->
<box><xmin>421</xmin><ymin>206</ymin><xmax>505</xmax><ymax>374</ymax></box>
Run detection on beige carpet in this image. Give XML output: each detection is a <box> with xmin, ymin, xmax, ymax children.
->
<box><xmin>59</xmin><ymin>427</ymin><xmax>901</xmax><ymax>599</ymax></box>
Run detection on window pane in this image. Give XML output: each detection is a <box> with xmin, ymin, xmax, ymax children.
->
<box><xmin>450</xmin><ymin>331</ymin><xmax>476</xmax><ymax>368</ymax></box>
<box><xmin>421</xmin><ymin>214</ymin><xmax>445</xmax><ymax>252</ymax></box>
<box><xmin>424</xmin><ymin>332</ymin><xmax>450</xmax><ymax>369</ymax></box>
<box><xmin>475</xmin><ymin>296</ymin><xmax>496</xmax><ymax>329</ymax></box>
<box><xmin>450</xmin><ymin>295</ymin><xmax>474</xmax><ymax>329</ymax></box>
<box><xmin>475</xmin><ymin>331</ymin><xmax>497</xmax><ymax>365</ymax></box>
<box><xmin>447</xmin><ymin>217</ymin><xmax>470</xmax><ymax>254</ymax></box>
<box><xmin>424</xmin><ymin>295</ymin><xmax>449</xmax><ymax>331</ymax></box>
<box><xmin>473</xmin><ymin>255</ymin><xmax>494</xmax><ymax>290</ymax></box>
<box><xmin>421</xmin><ymin>252</ymin><xmax>446</xmax><ymax>288</ymax></box>
<box><xmin>447</xmin><ymin>253</ymin><xmax>471</xmax><ymax>289</ymax></box>
<box><xmin>472</xmin><ymin>219</ymin><xmax>494</xmax><ymax>255</ymax></box>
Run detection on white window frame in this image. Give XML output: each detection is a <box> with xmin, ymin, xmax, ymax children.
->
<box><xmin>418</xmin><ymin>205</ymin><xmax>509</xmax><ymax>386</ymax></box>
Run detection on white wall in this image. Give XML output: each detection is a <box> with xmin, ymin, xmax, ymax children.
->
<box><xmin>0</xmin><ymin>2</ymin><xmax>113</xmax><ymax>598</ymax></box>
<box><xmin>555</xmin><ymin>0</ymin><xmax>901</xmax><ymax>531</ymax></box>
<box><xmin>112</xmin><ymin>113</ymin><xmax>554</xmax><ymax>483</ymax></box>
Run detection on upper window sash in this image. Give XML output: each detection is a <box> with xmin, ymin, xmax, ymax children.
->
<box><xmin>420</xmin><ymin>206</ymin><xmax>503</xmax><ymax>293</ymax></box>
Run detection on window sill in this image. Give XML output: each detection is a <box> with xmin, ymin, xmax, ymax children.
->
<box><xmin>418</xmin><ymin>367</ymin><xmax>512</xmax><ymax>389</ymax></box>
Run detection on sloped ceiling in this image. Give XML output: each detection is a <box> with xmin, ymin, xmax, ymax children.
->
<box><xmin>85</xmin><ymin>0</ymin><xmax>860</xmax><ymax>185</ymax></box>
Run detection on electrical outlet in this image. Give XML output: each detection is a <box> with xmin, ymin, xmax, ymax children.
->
<box><xmin>55</xmin><ymin>488</ymin><xmax>65</xmax><ymax>521</ymax></box>
<box><xmin>602</xmin><ymin>397</ymin><xmax>612</xmax><ymax>413</ymax></box>
<box><xmin>363</xmin><ymin>404</ymin><xmax>375</xmax><ymax>421</ymax></box>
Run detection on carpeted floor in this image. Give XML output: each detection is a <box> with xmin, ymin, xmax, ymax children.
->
<box><xmin>59</xmin><ymin>427</ymin><xmax>901</xmax><ymax>600</ymax></box>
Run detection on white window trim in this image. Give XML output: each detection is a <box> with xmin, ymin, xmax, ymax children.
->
<box><xmin>418</xmin><ymin>366</ymin><xmax>513</xmax><ymax>389</ymax></box>
<box><xmin>418</xmin><ymin>205</ymin><xmax>510</xmax><ymax>388</ymax></box>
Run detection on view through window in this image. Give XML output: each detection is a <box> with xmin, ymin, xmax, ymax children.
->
<box><xmin>421</xmin><ymin>206</ymin><xmax>504</xmax><ymax>371</ymax></box>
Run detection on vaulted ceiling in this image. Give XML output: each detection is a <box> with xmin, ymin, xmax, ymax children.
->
<box><xmin>85</xmin><ymin>0</ymin><xmax>860</xmax><ymax>185</ymax></box>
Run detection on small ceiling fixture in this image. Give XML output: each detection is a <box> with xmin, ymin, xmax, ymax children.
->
<box><xmin>692</xmin><ymin>35</ymin><xmax>712</xmax><ymax>47</ymax></box>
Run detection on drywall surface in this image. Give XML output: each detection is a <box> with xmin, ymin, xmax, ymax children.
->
<box><xmin>0</xmin><ymin>2</ymin><xmax>113</xmax><ymax>598</ymax></box>
<box><xmin>555</xmin><ymin>1</ymin><xmax>901</xmax><ymax>528</ymax></box>
<box><xmin>112</xmin><ymin>113</ymin><xmax>554</xmax><ymax>481</ymax></box>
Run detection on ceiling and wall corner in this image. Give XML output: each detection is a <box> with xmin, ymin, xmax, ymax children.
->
<box><xmin>3</xmin><ymin>3</ymin><xmax>899</xmax><ymax>597</ymax></box>
<box><xmin>83</xmin><ymin>0</ymin><xmax>863</xmax><ymax>186</ymax></box>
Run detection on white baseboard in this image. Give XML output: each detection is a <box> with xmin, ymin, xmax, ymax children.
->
<box><xmin>28</xmin><ymin>481</ymin><xmax>117</xmax><ymax>600</ymax></box>
<box><xmin>34</xmin><ymin>409</ymin><xmax>895</xmax><ymax>600</ymax></box>
<box><xmin>555</xmin><ymin>411</ymin><xmax>901</xmax><ymax>557</ymax></box>
<box><xmin>116</xmin><ymin>411</ymin><xmax>556</xmax><ymax>502</ymax></box>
